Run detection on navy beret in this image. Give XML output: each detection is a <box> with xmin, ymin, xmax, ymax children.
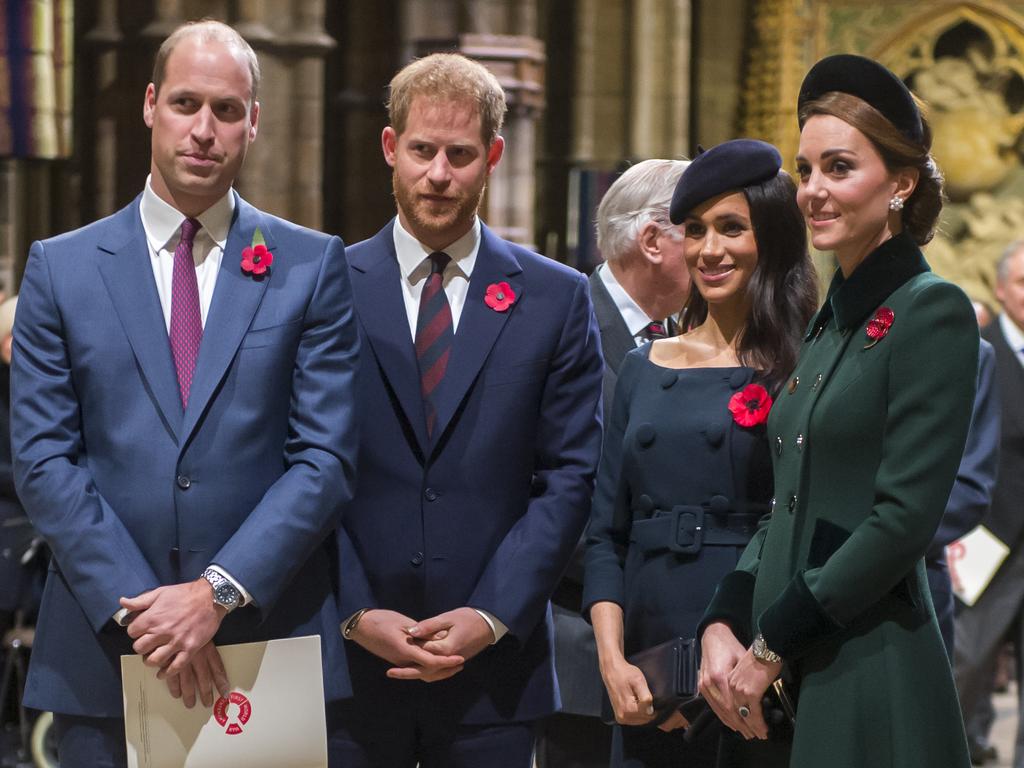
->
<box><xmin>798</xmin><ymin>54</ymin><xmax>923</xmax><ymax>144</ymax></box>
<box><xmin>669</xmin><ymin>139</ymin><xmax>782</xmax><ymax>224</ymax></box>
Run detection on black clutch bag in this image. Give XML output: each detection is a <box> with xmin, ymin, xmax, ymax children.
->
<box><xmin>601</xmin><ymin>637</ymin><xmax>699</xmax><ymax>725</ymax></box>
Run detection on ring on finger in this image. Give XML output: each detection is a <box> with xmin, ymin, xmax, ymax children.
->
<box><xmin>738</xmin><ymin>705</ymin><xmax>750</xmax><ymax>718</ymax></box>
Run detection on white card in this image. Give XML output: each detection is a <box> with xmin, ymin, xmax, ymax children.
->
<box><xmin>122</xmin><ymin>635</ymin><xmax>328</xmax><ymax>768</ymax></box>
<box><xmin>947</xmin><ymin>525</ymin><xmax>1010</xmax><ymax>607</ymax></box>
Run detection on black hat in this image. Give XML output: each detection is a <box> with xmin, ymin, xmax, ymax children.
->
<box><xmin>669</xmin><ymin>139</ymin><xmax>782</xmax><ymax>224</ymax></box>
<box><xmin>798</xmin><ymin>54</ymin><xmax>923</xmax><ymax>144</ymax></box>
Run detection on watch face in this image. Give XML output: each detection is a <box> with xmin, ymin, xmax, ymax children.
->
<box><xmin>215</xmin><ymin>583</ymin><xmax>239</xmax><ymax>605</ymax></box>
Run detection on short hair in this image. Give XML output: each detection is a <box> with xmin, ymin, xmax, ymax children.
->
<box><xmin>387</xmin><ymin>53</ymin><xmax>507</xmax><ymax>146</ymax></box>
<box><xmin>997</xmin><ymin>239</ymin><xmax>1024</xmax><ymax>284</ymax></box>
<box><xmin>595</xmin><ymin>159</ymin><xmax>691</xmax><ymax>261</ymax></box>
<box><xmin>799</xmin><ymin>91</ymin><xmax>942</xmax><ymax>245</ymax></box>
<box><xmin>152</xmin><ymin>20</ymin><xmax>261</xmax><ymax>104</ymax></box>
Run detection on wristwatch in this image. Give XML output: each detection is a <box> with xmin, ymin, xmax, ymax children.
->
<box><xmin>202</xmin><ymin>567</ymin><xmax>241</xmax><ymax>613</ymax></box>
<box><xmin>343</xmin><ymin>608</ymin><xmax>369</xmax><ymax>640</ymax></box>
<box><xmin>752</xmin><ymin>633</ymin><xmax>782</xmax><ymax>664</ymax></box>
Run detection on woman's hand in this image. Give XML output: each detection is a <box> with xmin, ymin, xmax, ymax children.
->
<box><xmin>699</xmin><ymin>621</ymin><xmax>761</xmax><ymax>740</ymax></box>
<box><xmin>657</xmin><ymin>710</ymin><xmax>690</xmax><ymax>732</ymax></box>
<box><xmin>600</xmin><ymin>655</ymin><xmax>657</xmax><ymax>726</ymax></box>
<box><xmin>725</xmin><ymin>649</ymin><xmax>782</xmax><ymax>740</ymax></box>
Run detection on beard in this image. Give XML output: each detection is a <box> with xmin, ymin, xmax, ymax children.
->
<box><xmin>392</xmin><ymin>170</ymin><xmax>485</xmax><ymax>246</ymax></box>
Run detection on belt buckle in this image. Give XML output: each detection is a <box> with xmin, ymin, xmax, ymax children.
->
<box><xmin>667</xmin><ymin>506</ymin><xmax>703</xmax><ymax>555</ymax></box>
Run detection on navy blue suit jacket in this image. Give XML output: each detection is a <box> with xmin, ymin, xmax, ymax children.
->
<box><xmin>337</xmin><ymin>220</ymin><xmax>603</xmax><ymax>724</ymax></box>
<box><xmin>11</xmin><ymin>194</ymin><xmax>359</xmax><ymax>716</ymax></box>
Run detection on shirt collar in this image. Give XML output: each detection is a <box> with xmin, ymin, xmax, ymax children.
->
<box><xmin>393</xmin><ymin>216</ymin><xmax>480</xmax><ymax>282</ymax></box>
<box><xmin>807</xmin><ymin>232</ymin><xmax>930</xmax><ymax>339</ymax></box>
<box><xmin>597</xmin><ymin>262</ymin><xmax>659</xmax><ymax>336</ymax></box>
<box><xmin>999</xmin><ymin>312</ymin><xmax>1024</xmax><ymax>353</ymax></box>
<box><xmin>140</xmin><ymin>175</ymin><xmax>236</xmax><ymax>253</ymax></box>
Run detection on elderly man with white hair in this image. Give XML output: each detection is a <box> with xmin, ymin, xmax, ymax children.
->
<box><xmin>537</xmin><ymin>158</ymin><xmax>691</xmax><ymax>768</ymax></box>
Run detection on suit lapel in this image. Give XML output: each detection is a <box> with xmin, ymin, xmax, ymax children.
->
<box><xmin>589</xmin><ymin>269</ymin><xmax>635</xmax><ymax>373</ymax></box>
<box><xmin>96</xmin><ymin>199</ymin><xmax>182</xmax><ymax>440</ymax></box>
<box><xmin>430</xmin><ymin>225</ymin><xmax>523</xmax><ymax>449</ymax></box>
<box><xmin>347</xmin><ymin>222</ymin><xmax>430</xmax><ymax>455</ymax></box>
<box><xmin>180</xmin><ymin>195</ymin><xmax>271</xmax><ymax>444</ymax></box>
<box><xmin>986</xmin><ymin>321</ymin><xmax>1024</xmax><ymax>435</ymax></box>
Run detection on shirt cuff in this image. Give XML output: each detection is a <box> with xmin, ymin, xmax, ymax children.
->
<box><xmin>474</xmin><ymin>609</ymin><xmax>508</xmax><ymax>644</ymax></box>
<box><xmin>208</xmin><ymin>564</ymin><xmax>254</xmax><ymax>607</ymax></box>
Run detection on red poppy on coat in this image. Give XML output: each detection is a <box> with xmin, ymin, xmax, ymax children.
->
<box><xmin>865</xmin><ymin>306</ymin><xmax>895</xmax><ymax>341</ymax></box>
<box><xmin>728</xmin><ymin>383</ymin><xmax>773</xmax><ymax>427</ymax></box>
<box><xmin>485</xmin><ymin>281</ymin><xmax>516</xmax><ymax>312</ymax></box>
<box><xmin>241</xmin><ymin>244</ymin><xmax>273</xmax><ymax>276</ymax></box>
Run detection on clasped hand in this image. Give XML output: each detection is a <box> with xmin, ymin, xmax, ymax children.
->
<box><xmin>351</xmin><ymin>607</ymin><xmax>494</xmax><ymax>682</ymax></box>
<box><xmin>698</xmin><ymin>622</ymin><xmax>780</xmax><ymax>741</ymax></box>
<box><xmin>120</xmin><ymin>578</ymin><xmax>230</xmax><ymax>709</ymax></box>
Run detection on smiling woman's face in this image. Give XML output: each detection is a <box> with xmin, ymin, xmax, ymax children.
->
<box><xmin>682</xmin><ymin>190</ymin><xmax>759</xmax><ymax>306</ymax></box>
<box><xmin>795</xmin><ymin>114</ymin><xmax>899</xmax><ymax>268</ymax></box>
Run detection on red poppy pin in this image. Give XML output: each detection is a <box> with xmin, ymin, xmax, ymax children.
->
<box><xmin>241</xmin><ymin>228</ymin><xmax>273</xmax><ymax>277</ymax></box>
<box><xmin>485</xmin><ymin>281</ymin><xmax>516</xmax><ymax>312</ymax></box>
<box><xmin>864</xmin><ymin>306</ymin><xmax>894</xmax><ymax>349</ymax></box>
<box><xmin>728</xmin><ymin>383</ymin><xmax>773</xmax><ymax>428</ymax></box>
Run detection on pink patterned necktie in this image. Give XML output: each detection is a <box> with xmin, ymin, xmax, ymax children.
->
<box><xmin>169</xmin><ymin>217</ymin><xmax>203</xmax><ymax>409</ymax></box>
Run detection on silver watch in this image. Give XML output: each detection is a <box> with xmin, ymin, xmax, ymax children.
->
<box><xmin>752</xmin><ymin>633</ymin><xmax>782</xmax><ymax>664</ymax></box>
<box><xmin>202</xmin><ymin>567</ymin><xmax>241</xmax><ymax>613</ymax></box>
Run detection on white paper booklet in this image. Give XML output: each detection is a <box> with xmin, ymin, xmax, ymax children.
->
<box><xmin>947</xmin><ymin>525</ymin><xmax>1010</xmax><ymax>607</ymax></box>
<box><xmin>122</xmin><ymin>635</ymin><xmax>327</xmax><ymax>768</ymax></box>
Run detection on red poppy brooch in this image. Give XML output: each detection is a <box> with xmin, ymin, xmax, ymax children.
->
<box><xmin>864</xmin><ymin>306</ymin><xmax>894</xmax><ymax>349</ymax></box>
<box><xmin>485</xmin><ymin>281</ymin><xmax>516</xmax><ymax>312</ymax></box>
<box><xmin>241</xmin><ymin>228</ymin><xmax>273</xmax><ymax>277</ymax></box>
<box><xmin>728</xmin><ymin>383</ymin><xmax>773</xmax><ymax>428</ymax></box>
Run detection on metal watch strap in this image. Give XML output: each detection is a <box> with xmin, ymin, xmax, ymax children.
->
<box><xmin>202</xmin><ymin>567</ymin><xmax>241</xmax><ymax>612</ymax></box>
<box><xmin>753</xmin><ymin>633</ymin><xmax>782</xmax><ymax>664</ymax></box>
<box><xmin>343</xmin><ymin>608</ymin><xmax>369</xmax><ymax>639</ymax></box>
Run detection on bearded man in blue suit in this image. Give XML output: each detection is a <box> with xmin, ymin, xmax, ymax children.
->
<box><xmin>331</xmin><ymin>53</ymin><xmax>604</xmax><ymax>767</ymax></box>
<box><xmin>10</xmin><ymin>21</ymin><xmax>358</xmax><ymax>767</ymax></box>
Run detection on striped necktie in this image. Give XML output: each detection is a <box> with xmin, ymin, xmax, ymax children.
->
<box><xmin>415</xmin><ymin>252</ymin><xmax>453</xmax><ymax>436</ymax></box>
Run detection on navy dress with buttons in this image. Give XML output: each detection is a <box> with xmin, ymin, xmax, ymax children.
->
<box><xmin>583</xmin><ymin>346</ymin><xmax>780</xmax><ymax>767</ymax></box>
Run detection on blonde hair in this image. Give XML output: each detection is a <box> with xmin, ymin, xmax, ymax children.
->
<box><xmin>387</xmin><ymin>53</ymin><xmax>506</xmax><ymax>145</ymax></box>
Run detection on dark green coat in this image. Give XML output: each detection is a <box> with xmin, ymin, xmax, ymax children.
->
<box><xmin>705</xmin><ymin>234</ymin><xmax>976</xmax><ymax>767</ymax></box>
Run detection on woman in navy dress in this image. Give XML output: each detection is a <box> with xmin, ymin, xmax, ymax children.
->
<box><xmin>583</xmin><ymin>140</ymin><xmax>818</xmax><ymax>768</ymax></box>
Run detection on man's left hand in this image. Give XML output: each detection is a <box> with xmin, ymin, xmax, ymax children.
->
<box><xmin>400</xmin><ymin>607</ymin><xmax>494</xmax><ymax>675</ymax></box>
<box><xmin>121</xmin><ymin>579</ymin><xmax>225</xmax><ymax>675</ymax></box>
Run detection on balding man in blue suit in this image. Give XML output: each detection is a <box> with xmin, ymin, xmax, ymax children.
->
<box><xmin>11</xmin><ymin>21</ymin><xmax>358</xmax><ymax>767</ymax></box>
<box><xmin>331</xmin><ymin>53</ymin><xmax>604</xmax><ymax>767</ymax></box>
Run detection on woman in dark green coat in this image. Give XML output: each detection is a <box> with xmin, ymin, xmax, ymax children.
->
<box><xmin>698</xmin><ymin>55</ymin><xmax>976</xmax><ymax>767</ymax></box>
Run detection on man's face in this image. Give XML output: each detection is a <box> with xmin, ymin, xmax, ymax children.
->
<box><xmin>382</xmin><ymin>97</ymin><xmax>503</xmax><ymax>251</ymax></box>
<box><xmin>143</xmin><ymin>36</ymin><xmax>258</xmax><ymax>216</ymax></box>
<box><xmin>996</xmin><ymin>248</ymin><xmax>1024</xmax><ymax>332</ymax></box>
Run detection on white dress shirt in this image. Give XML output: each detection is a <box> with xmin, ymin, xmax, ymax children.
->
<box><xmin>1000</xmin><ymin>313</ymin><xmax>1024</xmax><ymax>370</ymax></box>
<box><xmin>114</xmin><ymin>180</ymin><xmax>251</xmax><ymax>625</ymax></box>
<box><xmin>381</xmin><ymin>216</ymin><xmax>507</xmax><ymax>644</ymax></box>
<box><xmin>597</xmin><ymin>262</ymin><xmax>671</xmax><ymax>345</ymax></box>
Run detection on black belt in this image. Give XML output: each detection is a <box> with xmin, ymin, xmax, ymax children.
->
<box><xmin>630</xmin><ymin>505</ymin><xmax>762</xmax><ymax>555</ymax></box>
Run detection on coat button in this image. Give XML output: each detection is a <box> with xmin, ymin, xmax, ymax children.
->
<box><xmin>788</xmin><ymin>376</ymin><xmax>799</xmax><ymax>394</ymax></box>
<box><xmin>635</xmin><ymin>494</ymin><xmax>654</xmax><ymax>514</ymax></box>
<box><xmin>796</xmin><ymin>434</ymin><xmax>805</xmax><ymax>451</ymax></box>
<box><xmin>410</xmin><ymin>552</ymin><xmax>424</xmax><ymax>566</ymax></box>
<box><xmin>728</xmin><ymin>370</ymin><xmax>748</xmax><ymax>389</ymax></box>
<box><xmin>705</xmin><ymin>422</ymin><xmax>725</xmax><ymax>447</ymax></box>
<box><xmin>709</xmin><ymin>495</ymin><xmax>730</xmax><ymax>513</ymax></box>
<box><xmin>787</xmin><ymin>495</ymin><xmax>797</xmax><ymax>512</ymax></box>
<box><xmin>176</xmin><ymin>475</ymin><xmax>191</xmax><ymax>490</ymax></box>
<box><xmin>424</xmin><ymin>487</ymin><xmax>439</xmax><ymax>502</ymax></box>
<box><xmin>769</xmin><ymin>496</ymin><xmax>776</xmax><ymax>512</ymax></box>
<box><xmin>812</xmin><ymin>373</ymin><xmax>822</xmax><ymax>390</ymax></box>
<box><xmin>636</xmin><ymin>424</ymin><xmax>656</xmax><ymax>448</ymax></box>
<box><xmin>661</xmin><ymin>371</ymin><xmax>678</xmax><ymax>389</ymax></box>
<box><xmin>775</xmin><ymin>436</ymin><xmax>783</xmax><ymax>456</ymax></box>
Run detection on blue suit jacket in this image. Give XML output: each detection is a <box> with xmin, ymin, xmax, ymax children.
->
<box><xmin>337</xmin><ymin>220</ymin><xmax>603</xmax><ymax>724</ymax></box>
<box><xmin>11</xmin><ymin>193</ymin><xmax>359</xmax><ymax>716</ymax></box>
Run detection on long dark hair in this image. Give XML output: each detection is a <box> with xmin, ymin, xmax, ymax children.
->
<box><xmin>682</xmin><ymin>172</ymin><xmax>818</xmax><ymax>389</ymax></box>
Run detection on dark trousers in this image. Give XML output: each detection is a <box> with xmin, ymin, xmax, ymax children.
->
<box><xmin>328</xmin><ymin>699</ymin><xmax>536</xmax><ymax>768</ymax></box>
<box><xmin>535</xmin><ymin>712</ymin><xmax>613</xmax><ymax>768</ymax></box>
<box><xmin>53</xmin><ymin>714</ymin><xmax>128</xmax><ymax>768</ymax></box>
